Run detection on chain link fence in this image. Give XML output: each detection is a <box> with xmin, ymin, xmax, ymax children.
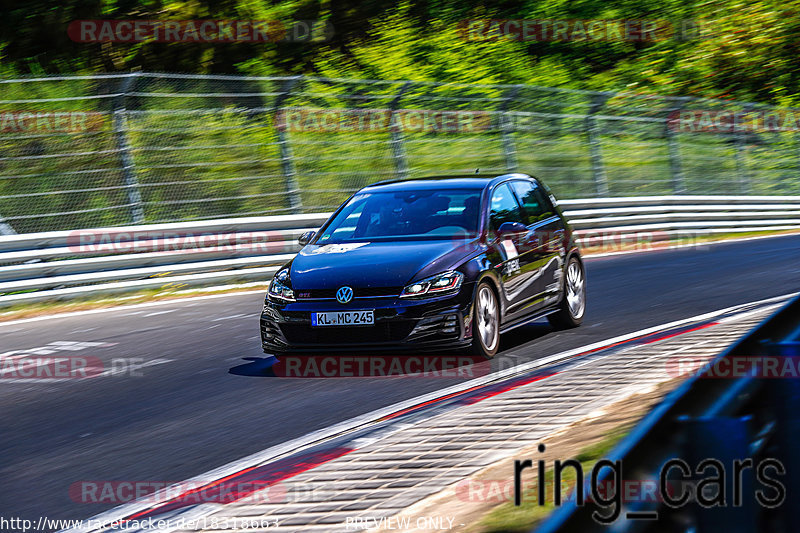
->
<box><xmin>1</xmin><ymin>72</ymin><xmax>799</xmax><ymax>234</ymax></box>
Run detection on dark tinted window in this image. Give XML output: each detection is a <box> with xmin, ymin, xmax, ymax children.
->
<box><xmin>488</xmin><ymin>183</ymin><xmax>524</xmax><ymax>237</ymax></box>
<box><xmin>316</xmin><ymin>188</ymin><xmax>481</xmax><ymax>243</ymax></box>
<box><xmin>511</xmin><ymin>180</ymin><xmax>554</xmax><ymax>225</ymax></box>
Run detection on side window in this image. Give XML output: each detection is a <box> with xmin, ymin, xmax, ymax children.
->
<box><xmin>511</xmin><ymin>180</ymin><xmax>554</xmax><ymax>225</ymax></box>
<box><xmin>489</xmin><ymin>183</ymin><xmax>524</xmax><ymax>238</ymax></box>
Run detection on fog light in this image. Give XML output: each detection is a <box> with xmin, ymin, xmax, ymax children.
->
<box><xmin>442</xmin><ymin>314</ymin><xmax>458</xmax><ymax>335</ymax></box>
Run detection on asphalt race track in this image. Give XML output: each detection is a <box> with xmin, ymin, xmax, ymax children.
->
<box><xmin>1</xmin><ymin>234</ymin><xmax>799</xmax><ymax>524</ymax></box>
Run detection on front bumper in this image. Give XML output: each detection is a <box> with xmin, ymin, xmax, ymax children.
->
<box><xmin>260</xmin><ymin>284</ymin><xmax>475</xmax><ymax>353</ymax></box>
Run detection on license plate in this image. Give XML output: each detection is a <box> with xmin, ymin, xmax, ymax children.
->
<box><xmin>311</xmin><ymin>310</ymin><xmax>375</xmax><ymax>327</ymax></box>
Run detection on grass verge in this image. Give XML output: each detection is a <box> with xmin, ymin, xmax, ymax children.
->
<box><xmin>0</xmin><ymin>282</ymin><xmax>269</xmax><ymax>322</ymax></box>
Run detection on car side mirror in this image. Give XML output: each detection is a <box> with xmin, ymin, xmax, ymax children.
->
<box><xmin>497</xmin><ymin>221</ymin><xmax>528</xmax><ymax>237</ymax></box>
<box><xmin>298</xmin><ymin>231</ymin><xmax>316</xmax><ymax>246</ymax></box>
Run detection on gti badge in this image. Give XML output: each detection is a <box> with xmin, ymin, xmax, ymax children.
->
<box><xmin>336</xmin><ymin>286</ymin><xmax>353</xmax><ymax>304</ymax></box>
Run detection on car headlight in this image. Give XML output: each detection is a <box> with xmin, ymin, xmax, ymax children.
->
<box><xmin>400</xmin><ymin>271</ymin><xmax>464</xmax><ymax>298</ymax></box>
<box><xmin>268</xmin><ymin>269</ymin><xmax>296</xmax><ymax>302</ymax></box>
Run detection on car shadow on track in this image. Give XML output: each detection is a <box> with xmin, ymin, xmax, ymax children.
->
<box><xmin>229</xmin><ymin>322</ymin><xmax>553</xmax><ymax>379</ymax></box>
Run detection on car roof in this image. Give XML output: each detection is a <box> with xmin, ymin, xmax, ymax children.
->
<box><xmin>362</xmin><ymin>173</ymin><xmax>533</xmax><ymax>192</ymax></box>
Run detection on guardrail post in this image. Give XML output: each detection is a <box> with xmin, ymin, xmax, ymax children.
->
<box><xmin>664</xmin><ymin>99</ymin><xmax>688</xmax><ymax>194</ymax></box>
<box><xmin>388</xmin><ymin>82</ymin><xmax>412</xmax><ymax>179</ymax></box>
<box><xmin>585</xmin><ymin>93</ymin><xmax>610</xmax><ymax>197</ymax></box>
<box><xmin>113</xmin><ymin>73</ymin><xmax>145</xmax><ymax>224</ymax></box>
<box><xmin>681</xmin><ymin>415</ymin><xmax>756</xmax><ymax>532</ymax></box>
<box><xmin>499</xmin><ymin>86</ymin><xmax>522</xmax><ymax>171</ymax></box>
<box><xmin>733</xmin><ymin>104</ymin><xmax>753</xmax><ymax>194</ymax></box>
<box><xmin>274</xmin><ymin>76</ymin><xmax>303</xmax><ymax>213</ymax></box>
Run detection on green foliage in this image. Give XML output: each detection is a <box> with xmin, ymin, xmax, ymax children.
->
<box><xmin>2</xmin><ymin>0</ymin><xmax>800</xmax><ymax>106</ymax></box>
<box><xmin>3</xmin><ymin>0</ymin><xmax>800</xmax><ymax>232</ymax></box>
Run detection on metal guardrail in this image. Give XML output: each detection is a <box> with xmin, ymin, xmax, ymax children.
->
<box><xmin>0</xmin><ymin>195</ymin><xmax>799</xmax><ymax>307</ymax></box>
<box><xmin>535</xmin><ymin>294</ymin><xmax>800</xmax><ymax>533</ymax></box>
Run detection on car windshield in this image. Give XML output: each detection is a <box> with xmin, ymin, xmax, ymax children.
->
<box><xmin>316</xmin><ymin>188</ymin><xmax>482</xmax><ymax>244</ymax></box>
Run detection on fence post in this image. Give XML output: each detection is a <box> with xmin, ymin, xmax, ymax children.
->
<box><xmin>113</xmin><ymin>73</ymin><xmax>144</xmax><ymax>224</ymax></box>
<box><xmin>585</xmin><ymin>93</ymin><xmax>610</xmax><ymax>197</ymax></box>
<box><xmin>388</xmin><ymin>82</ymin><xmax>412</xmax><ymax>179</ymax></box>
<box><xmin>733</xmin><ymin>103</ymin><xmax>753</xmax><ymax>194</ymax></box>
<box><xmin>795</xmin><ymin>133</ymin><xmax>800</xmax><ymax>185</ymax></box>
<box><xmin>665</xmin><ymin>99</ymin><xmax>688</xmax><ymax>194</ymax></box>
<box><xmin>274</xmin><ymin>76</ymin><xmax>303</xmax><ymax>213</ymax></box>
<box><xmin>500</xmin><ymin>86</ymin><xmax>522</xmax><ymax>171</ymax></box>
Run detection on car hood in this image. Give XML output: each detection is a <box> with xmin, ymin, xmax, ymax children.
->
<box><xmin>288</xmin><ymin>239</ymin><xmax>480</xmax><ymax>289</ymax></box>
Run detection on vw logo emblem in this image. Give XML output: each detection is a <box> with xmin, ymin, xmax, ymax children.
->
<box><xmin>336</xmin><ymin>286</ymin><xmax>353</xmax><ymax>304</ymax></box>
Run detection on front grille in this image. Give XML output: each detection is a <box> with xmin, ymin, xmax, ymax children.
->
<box><xmin>279</xmin><ymin>321</ymin><xmax>416</xmax><ymax>344</ymax></box>
<box><xmin>296</xmin><ymin>287</ymin><xmax>402</xmax><ymax>300</ymax></box>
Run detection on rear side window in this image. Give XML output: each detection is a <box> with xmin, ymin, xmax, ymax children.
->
<box><xmin>511</xmin><ymin>180</ymin><xmax>554</xmax><ymax>225</ymax></box>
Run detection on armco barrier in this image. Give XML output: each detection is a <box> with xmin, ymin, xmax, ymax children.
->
<box><xmin>1</xmin><ymin>195</ymin><xmax>799</xmax><ymax>307</ymax></box>
<box><xmin>534</xmin><ymin>294</ymin><xmax>800</xmax><ymax>532</ymax></box>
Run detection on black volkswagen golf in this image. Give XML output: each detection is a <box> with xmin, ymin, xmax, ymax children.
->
<box><xmin>261</xmin><ymin>173</ymin><xmax>585</xmax><ymax>358</ymax></box>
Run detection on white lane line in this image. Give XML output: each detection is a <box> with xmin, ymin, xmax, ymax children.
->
<box><xmin>141</xmin><ymin>310</ymin><xmax>176</xmax><ymax>318</ymax></box>
<box><xmin>0</xmin><ymin>341</ymin><xmax>116</xmax><ymax>360</ymax></box>
<box><xmin>0</xmin><ymin>290</ymin><xmax>264</xmax><ymax>327</ymax></box>
<box><xmin>212</xmin><ymin>313</ymin><xmax>249</xmax><ymax>321</ymax></box>
<box><xmin>63</xmin><ymin>291</ymin><xmax>796</xmax><ymax>533</ymax></box>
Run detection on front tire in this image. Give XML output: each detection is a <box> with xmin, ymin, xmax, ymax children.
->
<box><xmin>547</xmin><ymin>256</ymin><xmax>586</xmax><ymax>329</ymax></box>
<box><xmin>470</xmin><ymin>282</ymin><xmax>500</xmax><ymax>359</ymax></box>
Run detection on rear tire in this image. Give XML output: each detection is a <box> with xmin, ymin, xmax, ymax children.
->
<box><xmin>547</xmin><ymin>256</ymin><xmax>586</xmax><ymax>329</ymax></box>
<box><xmin>470</xmin><ymin>282</ymin><xmax>500</xmax><ymax>359</ymax></box>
